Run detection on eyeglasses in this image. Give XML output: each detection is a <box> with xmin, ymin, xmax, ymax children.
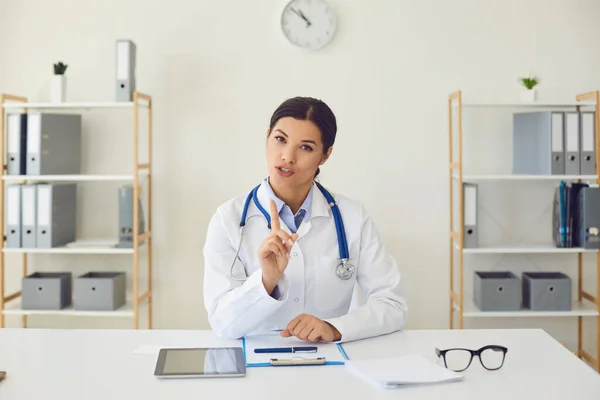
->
<box><xmin>435</xmin><ymin>345</ymin><xmax>507</xmax><ymax>372</ymax></box>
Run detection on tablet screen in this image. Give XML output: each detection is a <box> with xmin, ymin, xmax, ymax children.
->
<box><xmin>155</xmin><ymin>347</ymin><xmax>246</xmax><ymax>378</ymax></box>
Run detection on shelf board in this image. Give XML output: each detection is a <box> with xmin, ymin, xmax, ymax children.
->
<box><xmin>453</xmin><ymin>101</ymin><xmax>596</xmax><ymax>108</ymax></box>
<box><xmin>2</xmin><ymin>239</ymin><xmax>142</xmax><ymax>254</ymax></box>
<box><xmin>2</xmin><ymin>299</ymin><xmax>135</xmax><ymax>317</ymax></box>
<box><xmin>459</xmin><ymin>244</ymin><xmax>599</xmax><ymax>254</ymax></box>
<box><xmin>459</xmin><ymin>298</ymin><xmax>599</xmax><ymax>318</ymax></box>
<box><xmin>2</xmin><ymin>174</ymin><xmax>144</xmax><ymax>182</ymax></box>
<box><xmin>2</xmin><ymin>247</ymin><xmax>134</xmax><ymax>255</ymax></box>
<box><xmin>457</xmin><ymin>174</ymin><xmax>598</xmax><ymax>181</ymax></box>
<box><xmin>2</xmin><ymin>101</ymin><xmax>147</xmax><ymax>110</ymax></box>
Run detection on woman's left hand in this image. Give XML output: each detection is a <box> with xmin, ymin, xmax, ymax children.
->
<box><xmin>280</xmin><ymin>313</ymin><xmax>342</xmax><ymax>342</ymax></box>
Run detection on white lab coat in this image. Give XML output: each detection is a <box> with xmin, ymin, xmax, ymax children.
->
<box><xmin>203</xmin><ymin>180</ymin><xmax>408</xmax><ymax>343</ymax></box>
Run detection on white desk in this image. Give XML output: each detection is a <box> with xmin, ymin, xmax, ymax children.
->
<box><xmin>1</xmin><ymin>328</ymin><xmax>599</xmax><ymax>399</ymax></box>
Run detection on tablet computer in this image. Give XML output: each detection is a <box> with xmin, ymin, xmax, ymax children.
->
<box><xmin>154</xmin><ymin>347</ymin><xmax>246</xmax><ymax>379</ymax></box>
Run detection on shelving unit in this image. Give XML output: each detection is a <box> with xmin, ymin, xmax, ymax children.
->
<box><xmin>448</xmin><ymin>90</ymin><xmax>600</xmax><ymax>372</ymax></box>
<box><xmin>0</xmin><ymin>92</ymin><xmax>153</xmax><ymax>330</ymax></box>
<box><xmin>2</xmin><ymin>174</ymin><xmax>146</xmax><ymax>182</ymax></box>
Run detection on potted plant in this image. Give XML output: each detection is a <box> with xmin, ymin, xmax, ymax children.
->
<box><xmin>520</xmin><ymin>75</ymin><xmax>539</xmax><ymax>102</ymax></box>
<box><xmin>51</xmin><ymin>61</ymin><xmax>68</xmax><ymax>103</ymax></box>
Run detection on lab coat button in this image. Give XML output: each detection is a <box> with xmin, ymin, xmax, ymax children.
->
<box><xmin>294</xmin><ymin>297</ymin><xmax>299</xmax><ymax>302</ymax></box>
<box><xmin>293</xmin><ymin>252</ymin><xmax>298</xmax><ymax>257</ymax></box>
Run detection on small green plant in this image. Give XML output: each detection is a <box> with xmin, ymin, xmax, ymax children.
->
<box><xmin>53</xmin><ymin>62</ymin><xmax>68</xmax><ymax>75</ymax></box>
<box><xmin>520</xmin><ymin>76</ymin><xmax>539</xmax><ymax>90</ymax></box>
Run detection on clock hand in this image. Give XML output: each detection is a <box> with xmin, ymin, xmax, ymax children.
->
<box><xmin>290</xmin><ymin>7</ymin><xmax>312</xmax><ymax>27</ymax></box>
<box><xmin>297</xmin><ymin>9</ymin><xmax>312</xmax><ymax>26</ymax></box>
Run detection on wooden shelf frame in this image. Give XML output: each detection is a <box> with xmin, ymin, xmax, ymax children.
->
<box><xmin>448</xmin><ymin>90</ymin><xmax>600</xmax><ymax>373</ymax></box>
<box><xmin>0</xmin><ymin>92</ymin><xmax>153</xmax><ymax>330</ymax></box>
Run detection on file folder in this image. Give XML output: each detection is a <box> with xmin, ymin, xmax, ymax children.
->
<box><xmin>552</xmin><ymin>181</ymin><xmax>589</xmax><ymax>248</ymax></box>
<box><xmin>580</xmin><ymin>111</ymin><xmax>596</xmax><ymax>175</ymax></box>
<box><xmin>552</xmin><ymin>182</ymin><xmax>567</xmax><ymax>248</ymax></box>
<box><xmin>6</xmin><ymin>113</ymin><xmax>27</xmax><ymax>175</ymax></box>
<box><xmin>566</xmin><ymin>182</ymin><xmax>588</xmax><ymax>248</ymax></box>
<box><xmin>117</xmin><ymin>185</ymin><xmax>146</xmax><ymax>248</ymax></box>
<box><xmin>242</xmin><ymin>333</ymin><xmax>349</xmax><ymax>367</ymax></box>
<box><xmin>513</xmin><ymin>111</ymin><xmax>565</xmax><ymax>175</ymax></box>
<box><xmin>576</xmin><ymin>186</ymin><xmax>600</xmax><ymax>249</ymax></box>
<box><xmin>36</xmin><ymin>183</ymin><xmax>77</xmax><ymax>248</ymax></box>
<box><xmin>21</xmin><ymin>184</ymin><xmax>38</xmax><ymax>248</ymax></box>
<box><xmin>6</xmin><ymin>184</ymin><xmax>22</xmax><ymax>248</ymax></box>
<box><xmin>116</xmin><ymin>39</ymin><xmax>136</xmax><ymax>102</ymax></box>
<box><xmin>565</xmin><ymin>112</ymin><xmax>580</xmax><ymax>175</ymax></box>
<box><xmin>27</xmin><ymin>112</ymin><xmax>82</xmax><ymax>175</ymax></box>
<box><xmin>462</xmin><ymin>182</ymin><xmax>478</xmax><ymax>248</ymax></box>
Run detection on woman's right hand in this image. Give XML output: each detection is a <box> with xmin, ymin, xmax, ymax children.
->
<box><xmin>258</xmin><ymin>199</ymin><xmax>298</xmax><ymax>295</ymax></box>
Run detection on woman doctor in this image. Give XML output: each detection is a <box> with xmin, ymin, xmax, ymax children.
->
<box><xmin>203</xmin><ymin>97</ymin><xmax>407</xmax><ymax>343</ymax></box>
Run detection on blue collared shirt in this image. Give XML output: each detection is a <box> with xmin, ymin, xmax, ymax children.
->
<box><xmin>265</xmin><ymin>179</ymin><xmax>313</xmax><ymax>233</ymax></box>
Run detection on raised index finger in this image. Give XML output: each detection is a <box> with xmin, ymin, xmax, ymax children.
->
<box><xmin>268</xmin><ymin>199</ymin><xmax>280</xmax><ymax>231</ymax></box>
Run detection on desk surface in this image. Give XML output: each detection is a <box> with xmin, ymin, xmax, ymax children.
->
<box><xmin>1</xmin><ymin>328</ymin><xmax>599</xmax><ymax>399</ymax></box>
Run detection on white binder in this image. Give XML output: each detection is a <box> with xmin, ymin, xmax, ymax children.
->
<box><xmin>7</xmin><ymin>113</ymin><xmax>27</xmax><ymax>175</ymax></box>
<box><xmin>116</xmin><ymin>39</ymin><xmax>136</xmax><ymax>102</ymax></box>
<box><xmin>6</xmin><ymin>184</ymin><xmax>22</xmax><ymax>248</ymax></box>
<box><xmin>36</xmin><ymin>183</ymin><xmax>77</xmax><ymax>248</ymax></box>
<box><xmin>565</xmin><ymin>112</ymin><xmax>580</xmax><ymax>175</ymax></box>
<box><xmin>580</xmin><ymin>111</ymin><xmax>596</xmax><ymax>175</ymax></box>
<box><xmin>26</xmin><ymin>112</ymin><xmax>82</xmax><ymax>176</ymax></box>
<box><xmin>463</xmin><ymin>183</ymin><xmax>478</xmax><ymax>248</ymax></box>
<box><xmin>551</xmin><ymin>112</ymin><xmax>565</xmax><ymax>175</ymax></box>
<box><xmin>21</xmin><ymin>184</ymin><xmax>37</xmax><ymax>248</ymax></box>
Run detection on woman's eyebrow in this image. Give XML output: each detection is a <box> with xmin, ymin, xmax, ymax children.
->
<box><xmin>274</xmin><ymin>129</ymin><xmax>317</xmax><ymax>145</ymax></box>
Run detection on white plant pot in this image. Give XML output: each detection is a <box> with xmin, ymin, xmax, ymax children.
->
<box><xmin>521</xmin><ymin>88</ymin><xmax>536</xmax><ymax>102</ymax></box>
<box><xmin>50</xmin><ymin>75</ymin><xmax>67</xmax><ymax>103</ymax></box>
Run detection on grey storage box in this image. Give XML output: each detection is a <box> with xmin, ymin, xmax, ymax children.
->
<box><xmin>73</xmin><ymin>272</ymin><xmax>126</xmax><ymax>311</ymax></box>
<box><xmin>22</xmin><ymin>272</ymin><xmax>72</xmax><ymax>310</ymax></box>
<box><xmin>474</xmin><ymin>271</ymin><xmax>521</xmax><ymax>311</ymax></box>
<box><xmin>522</xmin><ymin>272</ymin><xmax>571</xmax><ymax>311</ymax></box>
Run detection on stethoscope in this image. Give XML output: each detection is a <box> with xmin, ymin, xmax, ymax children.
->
<box><xmin>229</xmin><ymin>181</ymin><xmax>356</xmax><ymax>282</ymax></box>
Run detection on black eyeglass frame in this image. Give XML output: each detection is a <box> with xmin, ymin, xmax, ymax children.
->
<box><xmin>435</xmin><ymin>345</ymin><xmax>508</xmax><ymax>372</ymax></box>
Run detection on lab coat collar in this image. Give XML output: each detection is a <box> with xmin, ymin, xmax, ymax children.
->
<box><xmin>252</xmin><ymin>178</ymin><xmax>331</xmax><ymax>226</ymax></box>
<box><xmin>264</xmin><ymin>177</ymin><xmax>314</xmax><ymax>222</ymax></box>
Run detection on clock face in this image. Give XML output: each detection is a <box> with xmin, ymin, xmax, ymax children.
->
<box><xmin>281</xmin><ymin>0</ymin><xmax>337</xmax><ymax>50</ymax></box>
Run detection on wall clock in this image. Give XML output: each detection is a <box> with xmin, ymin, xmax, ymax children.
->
<box><xmin>281</xmin><ymin>0</ymin><xmax>337</xmax><ymax>50</ymax></box>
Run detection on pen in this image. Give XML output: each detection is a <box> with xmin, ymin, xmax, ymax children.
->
<box><xmin>254</xmin><ymin>346</ymin><xmax>318</xmax><ymax>354</ymax></box>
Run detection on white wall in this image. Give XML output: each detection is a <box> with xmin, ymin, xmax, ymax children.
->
<box><xmin>1</xmin><ymin>0</ymin><xmax>600</xmax><ymax>351</ymax></box>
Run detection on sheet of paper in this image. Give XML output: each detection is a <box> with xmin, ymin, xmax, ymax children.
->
<box><xmin>243</xmin><ymin>333</ymin><xmax>348</xmax><ymax>365</ymax></box>
<box><xmin>344</xmin><ymin>354</ymin><xmax>464</xmax><ymax>389</ymax></box>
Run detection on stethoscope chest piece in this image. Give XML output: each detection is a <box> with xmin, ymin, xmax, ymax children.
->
<box><xmin>336</xmin><ymin>259</ymin><xmax>356</xmax><ymax>280</ymax></box>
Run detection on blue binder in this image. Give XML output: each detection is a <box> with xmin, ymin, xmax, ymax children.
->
<box><xmin>553</xmin><ymin>180</ymin><xmax>590</xmax><ymax>248</ymax></box>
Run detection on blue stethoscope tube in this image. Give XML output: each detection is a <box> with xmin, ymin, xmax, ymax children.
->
<box><xmin>230</xmin><ymin>181</ymin><xmax>354</xmax><ymax>281</ymax></box>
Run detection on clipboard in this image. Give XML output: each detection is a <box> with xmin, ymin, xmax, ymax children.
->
<box><xmin>242</xmin><ymin>333</ymin><xmax>350</xmax><ymax>367</ymax></box>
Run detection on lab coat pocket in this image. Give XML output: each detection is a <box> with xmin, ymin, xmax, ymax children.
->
<box><xmin>315</xmin><ymin>256</ymin><xmax>357</xmax><ymax>317</ymax></box>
